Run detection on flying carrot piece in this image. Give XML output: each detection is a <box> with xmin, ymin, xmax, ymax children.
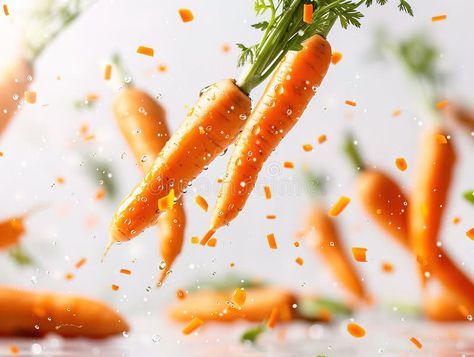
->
<box><xmin>64</xmin><ymin>273</ymin><xmax>74</xmax><ymax>280</ymax></box>
<box><xmin>263</xmin><ymin>185</ymin><xmax>272</xmax><ymax>199</ymax></box>
<box><xmin>351</xmin><ymin>247</ymin><xmax>367</xmax><ymax>262</ymax></box>
<box><xmin>200</xmin><ymin>229</ymin><xmax>215</xmax><ymax>246</ymax></box>
<box><xmin>283</xmin><ymin>161</ymin><xmax>295</xmax><ymax>169</ymax></box>
<box><xmin>191</xmin><ymin>236</ymin><xmax>199</xmax><ymax>244</ymax></box>
<box><xmin>266</xmin><ymin>214</ymin><xmax>276</xmax><ymax>219</ymax></box>
<box><xmin>75</xmin><ymin>257</ymin><xmax>86</xmax><ymax>269</ymax></box>
<box><xmin>120</xmin><ymin>269</ymin><xmax>131</xmax><ymax>275</ymax></box>
<box><xmin>295</xmin><ymin>257</ymin><xmax>304</xmax><ymax>266</ymax></box>
<box><xmin>104</xmin><ymin>64</ymin><xmax>112</xmax><ymax>80</ymax></box>
<box><xmin>136</xmin><ymin>46</ymin><xmax>154</xmax><ymax>57</ymax></box>
<box><xmin>177</xmin><ymin>289</ymin><xmax>186</xmax><ymax>300</ymax></box>
<box><xmin>302</xmin><ymin>144</ymin><xmax>313</xmax><ymax>152</ymax></box>
<box><xmin>9</xmin><ymin>345</ymin><xmax>19</xmax><ymax>355</ymax></box>
<box><xmin>3</xmin><ymin>4</ymin><xmax>9</xmax><ymax>16</ymax></box>
<box><xmin>182</xmin><ymin>317</ymin><xmax>204</xmax><ymax>335</ymax></box>
<box><xmin>233</xmin><ymin>288</ymin><xmax>246</xmax><ymax>307</ymax></box>
<box><xmin>466</xmin><ymin>228</ymin><xmax>474</xmax><ymax>240</ymax></box>
<box><xmin>331</xmin><ymin>52</ymin><xmax>342</xmax><ymax>65</ymax></box>
<box><xmin>207</xmin><ymin>238</ymin><xmax>217</xmax><ymax>247</ymax></box>
<box><xmin>0</xmin><ymin>287</ymin><xmax>128</xmax><ymax>338</ymax></box>
<box><xmin>293</xmin><ymin>241</ymin><xmax>300</xmax><ymax>247</ymax></box>
<box><xmin>303</xmin><ymin>3</ymin><xmax>313</xmax><ymax>24</ymax></box>
<box><xmin>0</xmin><ymin>216</ymin><xmax>25</xmax><ymax>250</ymax></box>
<box><xmin>267</xmin><ymin>233</ymin><xmax>277</xmax><ymax>249</ymax></box>
<box><xmin>452</xmin><ymin>216</ymin><xmax>460</xmax><ymax>225</ymax></box>
<box><xmin>178</xmin><ymin>8</ymin><xmax>194</xmax><ymax>23</ymax></box>
<box><xmin>347</xmin><ymin>322</ymin><xmax>365</xmax><ymax>338</ymax></box>
<box><xmin>111</xmin><ymin>284</ymin><xmax>119</xmax><ymax>291</ymax></box>
<box><xmin>409</xmin><ymin>337</ymin><xmax>422</xmax><ymax>349</ymax></box>
<box><xmin>345</xmin><ymin>100</ymin><xmax>357</xmax><ymax>107</ymax></box>
<box><xmin>24</xmin><ymin>90</ymin><xmax>37</xmax><ymax>104</ymax></box>
<box><xmin>432</xmin><ymin>14</ymin><xmax>447</xmax><ymax>22</ymax></box>
<box><xmin>328</xmin><ymin>196</ymin><xmax>351</xmax><ymax>217</ymax></box>
<box><xmin>395</xmin><ymin>157</ymin><xmax>407</xmax><ymax>171</ymax></box>
<box><xmin>267</xmin><ymin>307</ymin><xmax>279</xmax><ymax>329</ymax></box>
<box><xmin>436</xmin><ymin>99</ymin><xmax>448</xmax><ymax>110</ymax></box>
<box><xmin>381</xmin><ymin>262</ymin><xmax>393</xmax><ymax>273</ymax></box>
<box><xmin>318</xmin><ymin>134</ymin><xmax>327</xmax><ymax>144</ymax></box>
<box><xmin>195</xmin><ymin>195</ymin><xmax>209</xmax><ymax>212</ymax></box>
<box><xmin>392</xmin><ymin>109</ymin><xmax>402</xmax><ymax>117</ymax></box>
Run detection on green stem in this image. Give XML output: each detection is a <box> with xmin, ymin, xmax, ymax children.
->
<box><xmin>343</xmin><ymin>132</ymin><xmax>366</xmax><ymax>172</ymax></box>
<box><xmin>301</xmin><ymin>167</ymin><xmax>327</xmax><ymax>199</ymax></box>
<box><xmin>110</xmin><ymin>53</ymin><xmax>133</xmax><ymax>88</ymax></box>
<box><xmin>463</xmin><ymin>190</ymin><xmax>474</xmax><ymax>205</ymax></box>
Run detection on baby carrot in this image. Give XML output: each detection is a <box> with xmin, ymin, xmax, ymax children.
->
<box><xmin>182</xmin><ymin>317</ymin><xmax>204</xmax><ymax>335</ymax></box>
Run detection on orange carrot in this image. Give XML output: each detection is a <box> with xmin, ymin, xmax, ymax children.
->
<box><xmin>210</xmin><ymin>34</ymin><xmax>331</xmax><ymax>230</ymax></box>
<box><xmin>112</xmin><ymin>84</ymin><xmax>186</xmax><ymax>286</ymax></box>
<box><xmin>0</xmin><ymin>287</ymin><xmax>128</xmax><ymax>338</ymax></box>
<box><xmin>195</xmin><ymin>195</ymin><xmax>209</xmax><ymax>212</ymax></box>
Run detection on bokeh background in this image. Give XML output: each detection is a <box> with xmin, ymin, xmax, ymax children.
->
<box><xmin>0</xmin><ymin>0</ymin><xmax>473</xmax><ymax>354</ymax></box>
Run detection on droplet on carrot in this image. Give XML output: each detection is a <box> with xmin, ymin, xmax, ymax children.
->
<box><xmin>120</xmin><ymin>269</ymin><xmax>131</xmax><ymax>275</ymax></box>
<box><xmin>104</xmin><ymin>64</ymin><xmax>112</xmax><ymax>80</ymax></box>
<box><xmin>263</xmin><ymin>185</ymin><xmax>272</xmax><ymax>199</ymax></box>
<box><xmin>136</xmin><ymin>46</ymin><xmax>154</xmax><ymax>57</ymax></box>
<box><xmin>395</xmin><ymin>157</ymin><xmax>408</xmax><ymax>171</ymax></box>
<box><xmin>75</xmin><ymin>257</ymin><xmax>86</xmax><ymax>269</ymax></box>
<box><xmin>351</xmin><ymin>247</ymin><xmax>368</xmax><ymax>262</ymax></box>
<box><xmin>318</xmin><ymin>134</ymin><xmax>327</xmax><ymax>144</ymax></box>
<box><xmin>347</xmin><ymin>322</ymin><xmax>365</xmax><ymax>338</ymax></box>
<box><xmin>24</xmin><ymin>91</ymin><xmax>37</xmax><ymax>104</ymax></box>
<box><xmin>331</xmin><ymin>51</ymin><xmax>343</xmax><ymax>65</ymax></box>
<box><xmin>178</xmin><ymin>8</ymin><xmax>194</xmax><ymax>23</ymax></box>
<box><xmin>195</xmin><ymin>195</ymin><xmax>209</xmax><ymax>212</ymax></box>
<box><xmin>432</xmin><ymin>14</ymin><xmax>447</xmax><ymax>22</ymax></box>
<box><xmin>207</xmin><ymin>238</ymin><xmax>217</xmax><ymax>247</ymax></box>
<box><xmin>111</xmin><ymin>284</ymin><xmax>120</xmax><ymax>291</ymax></box>
<box><xmin>295</xmin><ymin>257</ymin><xmax>304</xmax><ymax>266</ymax></box>
<box><xmin>345</xmin><ymin>100</ymin><xmax>357</xmax><ymax>107</ymax></box>
<box><xmin>267</xmin><ymin>307</ymin><xmax>279</xmax><ymax>329</ymax></box>
<box><xmin>436</xmin><ymin>134</ymin><xmax>448</xmax><ymax>144</ymax></box>
<box><xmin>233</xmin><ymin>288</ymin><xmax>246</xmax><ymax>307</ymax></box>
<box><xmin>328</xmin><ymin>196</ymin><xmax>351</xmax><ymax>217</ymax></box>
<box><xmin>3</xmin><ymin>4</ymin><xmax>9</xmax><ymax>16</ymax></box>
<box><xmin>182</xmin><ymin>317</ymin><xmax>204</xmax><ymax>335</ymax></box>
<box><xmin>409</xmin><ymin>337</ymin><xmax>423</xmax><ymax>349</ymax></box>
<box><xmin>267</xmin><ymin>233</ymin><xmax>277</xmax><ymax>249</ymax></box>
<box><xmin>435</xmin><ymin>99</ymin><xmax>449</xmax><ymax>110</ymax></box>
<box><xmin>176</xmin><ymin>289</ymin><xmax>186</xmax><ymax>300</ymax></box>
<box><xmin>303</xmin><ymin>3</ymin><xmax>313</xmax><ymax>24</ymax></box>
<box><xmin>158</xmin><ymin>189</ymin><xmax>175</xmax><ymax>211</ymax></box>
<box><xmin>302</xmin><ymin>144</ymin><xmax>313</xmax><ymax>152</ymax></box>
<box><xmin>466</xmin><ymin>228</ymin><xmax>474</xmax><ymax>240</ymax></box>
<box><xmin>381</xmin><ymin>261</ymin><xmax>394</xmax><ymax>273</ymax></box>
<box><xmin>283</xmin><ymin>161</ymin><xmax>294</xmax><ymax>169</ymax></box>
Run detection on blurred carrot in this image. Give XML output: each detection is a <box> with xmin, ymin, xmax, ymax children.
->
<box><xmin>444</xmin><ymin>103</ymin><xmax>474</xmax><ymax>133</ymax></box>
<box><xmin>423</xmin><ymin>288</ymin><xmax>472</xmax><ymax>322</ymax></box>
<box><xmin>110</xmin><ymin>54</ymin><xmax>186</xmax><ymax>285</ymax></box>
<box><xmin>0</xmin><ymin>287</ymin><xmax>128</xmax><ymax>338</ymax></box>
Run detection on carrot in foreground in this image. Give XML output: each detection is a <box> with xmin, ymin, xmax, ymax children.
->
<box><xmin>109</xmin><ymin>55</ymin><xmax>186</xmax><ymax>285</ymax></box>
<box><xmin>210</xmin><ymin>0</ymin><xmax>413</xmax><ymax>231</ymax></box>
<box><xmin>0</xmin><ymin>287</ymin><xmax>128</xmax><ymax>338</ymax></box>
<box><xmin>0</xmin><ymin>0</ymin><xmax>94</xmax><ymax>138</ymax></box>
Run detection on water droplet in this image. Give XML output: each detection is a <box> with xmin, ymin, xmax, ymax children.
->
<box><xmin>122</xmin><ymin>331</ymin><xmax>129</xmax><ymax>338</ymax></box>
<box><xmin>31</xmin><ymin>276</ymin><xmax>38</xmax><ymax>284</ymax></box>
<box><xmin>124</xmin><ymin>76</ymin><xmax>132</xmax><ymax>84</ymax></box>
<box><xmin>140</xmin><ymin>155</ymin><xmax>148</xmax><ymax>163</ymax></box>
<box><xmin>239</xmin><ymin>114</ymin><xmax>247</xmax><ymax>120</ymax></box>
<box><xmin>286</xmin><ymin>108</ymin><xmax>292</xmax><ymax>116</ymax></box>
<box><xmin>34</xmin><ymin>324</ymin><xmax>40</xmax><ymax>330</ymax></box>
<box><xmin>467</xmin><ymin>314</ymin><xmax>473</xmax><ymax>321</ymax></box>
<box><xmin>312</xmin><ymin>85</ymin><xmax>318</xmax><ymax>92</ymax></box>
<box><xmin>274</xmin><ymin>84</ymin><xmax>284</xmax><ymax>95</ymax></box>
<box><xmin>159</xmin><ymin>261</ymin><xmax>167</xmax><ymax>270</ymax></box>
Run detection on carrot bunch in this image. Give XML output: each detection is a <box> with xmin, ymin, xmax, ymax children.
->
<box><xmin>108</xmin><ymin>55</ymin><xmax>186</xmax><ymax>285</ymax></box>
<box><xmin>109</xmin><ymin>0</ymin><xmax>413</xmax><ymax>247</ymax></box>
<box><xmin>0</xmin><ymin>0</ymin><xmax>94</xmax><ymax>138</ymax></box>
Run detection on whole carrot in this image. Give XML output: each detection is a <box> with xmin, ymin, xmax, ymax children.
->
<box><xmin>111</xmin><ymin>56</ymin><xmax>186</xmax><ymax>285</ymax></box>
<box><xmin>0</xmin><ymin>287</ymin><xmax>128</xmax><ymax>338</ymax></box>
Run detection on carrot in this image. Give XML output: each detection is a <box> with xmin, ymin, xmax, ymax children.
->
<box><xmin>210</xmin><ymin>34</ymin><xmax>332</xmax><ymax>230</ymax></box>
<box><xmin>110</xmin><ymin>0</ymin><xmax>412</xmax><ymax>245</ymax></box>
<box><xmin>168</xmin><ymin>287</ymin><xmax>296</xmax><ymax>323</ymax></box>
<box><xmin>0</xmin><ymin>287</ymin><xmax>128</xmax><ymax>338</ymax></box>
<box><xmin>111</xmin><ymin>63</ymin><xmax>186</xmax><ymax>286</ymax></box>
<box><xmin>423</xmin><ymin>288</ymin><xmax>472</xmax><ymax>322</ymax></box>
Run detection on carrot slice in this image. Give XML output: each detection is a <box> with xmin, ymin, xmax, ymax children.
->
<box><xmin>409</xmin><ymin>337</ymin><xmax>423</xmax><ymax>349</ymax></box>
<box><xmin>351</xmin><ymin>247</ymin><xmax>367</xmax><ymax>262</ymax></box>
<box><xmin>136</xmin><ymin>46</ymin><xmax>154</xmax><ymax>57</ymax></box>
<box><xmin>331</xmin><ymin>52</ymin><xmax>343</xmax><ymax>65</ymax></box>
<box><xmin>347</xmin><ymin>322</ymin><xmax>365</xmax><ymax>338</ymax></box>
<box><xmin>263</xmin><ymin>186</ymin><xmax>272</xmax><ymax>199</ymax></box>
<box><xmin>432</xmin><ymin>15</ymin><xmax>447</xmax><ymax>22</ymax></box>
<box><xmin>178</xmin><ymin>8</ymin><xmax>194</xmax><ymax>23</ymax></box>
<box><xmin>303</xmin><ymin>4</ymin><xmax>313</xmax><ymax>24</ymax></box>
<box><xmin>182</xmin><ymin>317</ymin><xmax>204</xmax><ymax>335</ymax></box>
<box><xmin>267</xmin><ymin>233</ymin><xmax>277</xmax><ymax>249</ymax></box>
<box><xmin>195</xmin><ymin>195</ymin><xmax>209</xmax><ymax>212</ymax></box>
<box><xmin>328</xmin><ymin>196</ymin><xmax>351</xmax><ymax>217</ymax></box>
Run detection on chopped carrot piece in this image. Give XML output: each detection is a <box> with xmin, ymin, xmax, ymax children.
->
<box><xmin>158</xmin><ymin>64</ymin><xmax>167</xmax><ymax>72</ymax></box>
<box><xmin>207</xmin><ymin>238</ymin><xmax>217</xmax><ymax>247</ymax></box>
<box><xmin>347</xmin><ymin>322</ymin><xmax>366</xmax><ymax>338</ymax></box>
<box><xmin>302</xmin><ymin>144</ymin><xmax>313</xmax><ymax>152</ymax></box>
<box><xmin>395</xmin><ymin>157</ymin><xmax>408</xmax><ymax>171</ymax></box>
<box><xmin>267</xmin><ymin>233</ymin><xmax>278</xmax><ymax>249</ymax></box>
<box><xmin>74</xmin><ymin>257</ymin><xmax>86</xmax><ymax>269</ymax></box>
<box><xmin>176</xmin><ymin>289</ymin><xmax>186</xmax><ymax>300</ymax></box>
<box><xmin>94</xmin><ymin>188</ymin><xmax>106</xmax><ymax>201</ymax></box>
<box><xmin>295</xmin><ymin>257</ymin><xmax>304</xmax><ymax>266</ymax></box>
<box><xmin>283</xmin><ymin>161</ymin><xmax>294</xmax><ymax>169</ymax></box>
<box><xmin>233</xmin><ymin>288</ymin><xmax>246</xmax><ymax>307</ymax></box>
<box><xmin>266</xmin><ymin>214</ymin><xmax>276</xmax><ymax>219</ymax></box>
<box><xmin>200</xmin><ymin>229</ymin><xmax>215</xmax><ymax>245</ymax></box>
<box><xmin>178</xmin><ymin>8</ymin><xmax>194</xmax><ymax>23</ymax></box>
<box><xmin>24</xmin><ymin>91</ymin><xmax>37</xmax><ymax>104</ymax></box>
<box><xmin>436</xmin><ymin>134</ymin><xmax>448</xmax><ymax>144</ymax></box>
<box><xmin>9</xmin><ymin>345</ymin><xmax>19</xmax><ymax>355</ymax></box>
<box><xmin>345</xmin><ymin>100</ymin><xmax>357</xmax><ymax>107</ymax></box>
<box><xmin>136</xmin><ymin>46</ymin><xmax>154</xmax><ymax>57</ymax></box>
<box><xmin>111</xmin><ymin>284</ymin><xmax>120</xmax><ymax>291</ymax></box>
<box><xmin>331</xmin><ymin>51</ymin><xmax>343</xmax><ymax>65</ymax></box>
<box><xmin>221</xmin><ymin>43</ymin><xmax>231</xmax><ymax>53</ymax></box>
<box><xmin>293</xmin><ymin>241</ymin><xmax>300</xmax><ymax>247</ymax></box>
<box><xmin>381</xmin><ymin>261</ymin><xmax>394</xmax><ymax>273</ymax></box>
<box><xmin>263</xmin><ymin>185</ymin><xmax>272</xmax><ymax>199</ymax></box>
<box><xmin>3</xmin><ymin>4</ymin><xmax>9</xmax><ymax>16</ymax></box>
<box><xmin>352</xmin><ymin>247</ymin><xmax>368</xmax><ymax>262</ymax></box>
<box><xmin>303</xmin><ymin>4</ymin><xmax>313</xmax><ymax>24</ymax></box>
<box><xmin>0</xmin><ymin>152</ymin><xmax>3</xmax><ymax>157</ymax></box>
<box><xmin>191</xmin><ymin>236</ymin><xmax>199</xmax><ymax>244</ymax></box>
<box><xmin>318</xmin><ymin>134</ymin><xmax>327</xmax><ymax>144</ymax></box>
<box><xmin>55</xmin><ymin>176</ymin><xmax>65</xmax><ymax>184</ymax></box>
<box><xmin>452</xmin><ymin>216</ymin><xmax>461</xmax><ymax>225</ymax></box>
<box><xmin>120</xmin><ymin>269</ymin><xmax>131</xmax><ymax>275</ymax></box>
<box><xmin>392</xmin><ymin>109</ymin><xmax>402</xmax><ymax>117</ymax></box>
<box><xmin>195</xmin><ymin>195</ymin><xmax>208</xmax><ymax>212</ymax></box>
<box><xmin>86</xmin><ymin>93</ymin><xmax>99</xmax><ymax>102</ymax></box>
<box><xmin>466</xmin><ymin>228</ymin><xmax>474</xmax><ymax>240</ymax></box>
<box><xmin>409</xmin><ymin>337</ymin><xmax>423</xmax><ymax>349</ymax></box>
<box><xmin>217</xmin><ymin>177</ymin><xmax>223</xmax><ymax>183</ymax></box>
<box><xmin>104</xmin><ymin>64</ymin><xmax>112</xmax><ymax>80</ymax></box>
<box><xmin>432</xmin><ymin>14</ymin><xmax>447</xmax><ymax>22</ymax></box>
<box><xmin>64</xmin><ymin>272</ymin><xmax>74</xmax><ymax>280</ymax></box>
<box><xmin>182</xmin><ymin>317</ymin><xmax>204</xmax><ymax>335</ymax></box>
<box><xmin>436</xmin><ymin>99</ymin><xmax>449</xmax><ymax>110</ymax></box>
<box><xmin>267</xmin><ymin>307</ymin><xmax>278</xmax><ymax>329</ymax></box>
<box><xmin>158</xmin><ymin>189</ymin><xmax>175</xmax><ymax>211</ymax></box>
<box><xmin>328</xmin><ymin>196</ymin><xmax>351</xmax><ymax>217</ymax></box>
<box><xmin>229</xmin><ymin>262</ymin><xmax>235</xmax><ymax>267</ymax></box>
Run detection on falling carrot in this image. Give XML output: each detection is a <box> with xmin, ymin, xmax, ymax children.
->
<box><xmin>347</xmin><ymin>322</ymin><xmax>365</xmax><ymax>338</ymax></box>
<box><xmin>0</xmin><ymin>287</ymin><xmax>128</xmax><ymax>338</ymax></box>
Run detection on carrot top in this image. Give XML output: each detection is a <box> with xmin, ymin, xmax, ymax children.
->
<box><xmin>236</xmin><ymin>0</ymin><xmax>413</xmax><ymax>94</ymax></box>
<box><xmin>343</xmin><ymin>132</ymin><xmax>366</xmax><ymax>172</ymax></box>
<box><xmin>301</xmin><ymin>166</ymin><xmax>327</xmax><ymax>198</ymax></box>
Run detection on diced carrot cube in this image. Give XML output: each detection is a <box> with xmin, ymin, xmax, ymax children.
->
<box><xmin>331</xmin><ymin>52</ymin><xmax>343</xmax><ymax>65</ymax></box>
<box><xmin>352</xmin><ymin>247</ymin><xmax>368</xmax><ymax>262</ymax></box>
<box><xmin>267</xmin><ymin>233</ymin><xmax>277</xmax><ymax>249</ymax></box>
<box><xmin>328</xmin><ymin>196</ymin><xmax>351</xmax><ymax>217</ymax></box>
<box><xmin>104</xmin><ymin>64</ymin><xmax>112</xmax><ymax>80</ymax></box>
<box><xmin>303</xmin><ymin>4</ymin><xmax>313</xmax><ymax>24</ymax></box>
<box><xmin>345</xmin><ymin>100</ymin><xmax>357</xmax><ymax>107</ymax></box>
<box><xmin>395</xmin><ymin>157</ymin><xmax>408</xmax><ymax>171</ymax></box>
<box><xmin>432</xmin><ymin>15</ymin><xmax>447</xmax><ymax>22</ymax></box>
<box><xmin>409</xmin><ymin>337</ymin><xmax>423</xmax><ymax>349</ymax></box>
<box><xmin>178</xmin><ymin>8</ymin><xmax>194</xmax><ymax>23</ymax></box>
<box><xmin>233</xmin><ymin>288</ymin><xmax>246</xmax><ymax>307</ymax></box>
<box><xmin>263</xmin><ymin>185</ymin><xmax>272</xmax><ymax>199</ymax></box>
<box><xmin>137</xmin><ymin>46</ymin><xmax>154</xmax><ymax>57</ymax></box>
<box><xmin>120</xmin><ymin>269</ymin><xmax>131</xmax><ymax>275</ymax></box>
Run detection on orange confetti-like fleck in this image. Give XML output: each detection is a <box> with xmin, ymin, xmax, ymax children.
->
<box><xmin>178</xmin><ymin>8</ymin><xmax>194</xmax><ymax>23</ymax></box>
<box><xmin>267</xmin><ymin>233</ymin><xmax>278</xmax><ymax>249</ymax></box>
<box><xmin>191</xmin><ymin>236</ymin><xmax>199</xmax><ymax>244</ymax></box>
<box><xmin>233</xmin><ymin>288</ymin><xmax>246</xmax><ymax>307</ymax></box>
<box><xmin>283</xmin><ymin>161</ymin><xmax>294</xmax><ymax>169</ymax></box>
<box><xmin>111</xmin><ymin>284</ymin><xmax>120</xmax><ymax>291</ymax></box>
<box><xmin>120</xmin><ymin>269</ymin><xmax>132</xmax><ymax>275</ymax></box>
<box><xmin>9</xmin><ymin>345</ymin><xmax>19</xmax><ymax>355</ymax></box>
<box><xmin>195</xmin><ymin>195</ymin><xmax>209</xmax><ymax>212</ymax></box>
<box><xmin>182</xmin><ymin>317</ymin><xmax>204</xmax><ymax>335</ymax></box>
<box><xmin>75</xmin><ymin>257</ymin><xmax>86</xmax><ymax>269</ymax></box>
<box><xmin>302</xmin><ymin>144</ymin><xmax>313</xmax><ymax>152</ymax></box>
<box><xmin>392</xmin><ymin>109</ymin><xmax>402</xmax><ymax>117</ymax></box>
<box><xmin>410</xmin><ymin>337</ymin><xmax>423</xmax><ymax>349</ymax></box>
<box><xmin>318</xmin><ymin>134</ymin><xmax>327</xmax><ymax>144</ymax></box>
<box><xmin>293</xmin><ymin>241</ymin><xmax>300</xmax><ymax>248</ymax></box>
<box><xmin>176</xmin><ymin>289</ymin><xmax>186</xmax><ymax>300</ymax></box>
<box><xmin>331</xmin><ymin>52</ymin><xmax>343</xmax><ymax>65</ymax></box>
<box><xmin>452</xmin><ymin>216</ymin><xmax>461</xmax><ymax>225</ymax></box>
<box><xmin>136</xmin><ymin>46</ymin><xmax>154</xmax><ymax>57</ymax></box>
<box><xmin>24</xmin><ymin>91</ymin><xmax>37</xmax><ymax>104</ymax></box>
<box><xmin>55</xmin><ymin>176</ymin><xmax>65</xmax><ymax>184</ymax></box>
<box><xmin>230</xmin><ymin>262</ymin><xmax>235</xmax><ymax>267</ymax></box>
<box><xmin>266</xmin><ymin>214</ymin><xmax>276</xmax><ymax>219</ymax></box>
<box><xmin>263</xmin><ymin>185</ymin><xmax>272</xmax><ymax>199</ymax></box>
<box><xmin>436</xmin><ymin>99</ymin><xmax>449</xmax><ymax>110</ymax></box>
<box><xmin>395</xmin><ymin>157</ymin><xmax>408</xmax><ymax>171</ymax></box>
<box><xmin>328</xmin><ymin>196</ymin><xmax>351</xmax><ymax>217</ymax></box>
<box><xmin>351</xmin><ymin>247</ymin><xmax>368</xmax><ymax>262</ymax></box>
<box><xmin>432</xmin><ymin>14</ymin><xmax>447</xmax><ymax>22</ymax></box>
<box><xmin>347</xmin><ymin>322</ymin><xmax>366</xmax><ymax>338</ymax></box>
<box><xmin>345</xmin><ymin>100</ymin><xmax>357</xmax><ymax>107</ymax></box>
<box><xmin>3</xmin><ymin>4</ymin><xmax>9</xmax><ymax>16</ymax></box>
<box><xmin>303</xmin><ymin>3</ymin><xmax>313</xmax><ymax>24</ymax></box>
<box><xmin>466</xmin><ymin>228</ymin><xmax>474</xmax><ymax>240</ymax></box>
<box><xmin>381</xmin><ymin>261</ymin><xmax>394</xmax><ymax>273</ymax></box>
<box><xmin>64</xmin><ymin>272</ymin><xmax>74</xmax><ymax>280</ymax></box>
<box><xmin>436</xmin><ymin>134</ymin><xmax>448</xmax><ymax>144</ymax></box>
<box><xmin>94</xmin><ymin>188</ymin><xmax>106</xmax><ymax>201</ymax></box>
<box><xmin>295</xmin><ymin>257</ymin><xmax>304</xmax><ymax>266</ymax></box>
<box><xmin>104</xmin><ymin>64</ymin><xmax>112</xmax><ymax>80</ymax></box>
<box><xmin>221</xmin><ymin>43</ymin><xmax>231</xmax><ymax>53</ymax></box>
<box><xmin>267</xmin><ymin>307</ymin><xmax>279</xmax><ymax>329</ymax></box>
<box><xmin>158</xmin><ymin>64</ymin><xmax>167</xmax><ymax>72</ymax></box>
<box><xmin>0</xmin><ymin>152</ymin><xmax>3</xmax><ymax>157</ymax></box>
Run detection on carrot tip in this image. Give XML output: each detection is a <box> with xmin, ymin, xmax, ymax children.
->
<box><xmin>101</xmin><ymin>238</ymin><xmax>115</xmax><ymax>262</ymax></box>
